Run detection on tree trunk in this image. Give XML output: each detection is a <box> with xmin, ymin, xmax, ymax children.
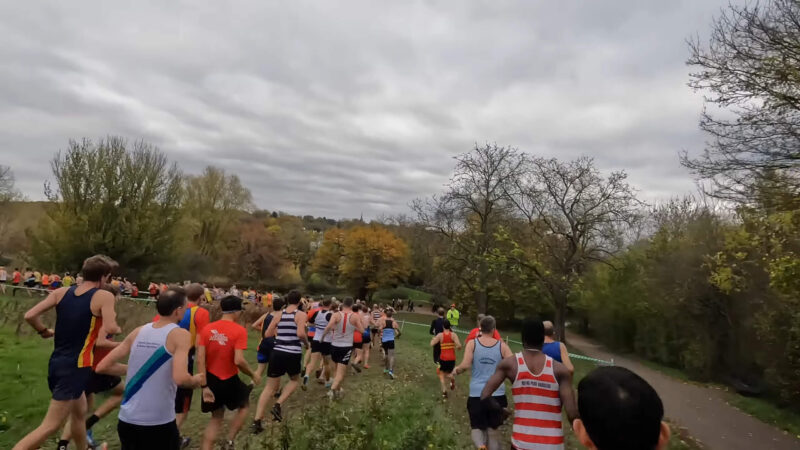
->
<box><xmin>554</xmin><ymin>293</ymin><xmax>568</xmax><ymax>342</ymax></box>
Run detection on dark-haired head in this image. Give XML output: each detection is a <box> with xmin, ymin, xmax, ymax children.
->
<box><xmin>322</xmin><ymin>298</ymin><xmax>332</xmax><ymax>307</ymax></box>
<box><xmin>273</xmin><ymin>297</ymin><xmax>285</xmax><ymax>312</ymax></box>
<box><xmin>286</xmin><ymin>290</ymin><xmax>302</xmax><ymax>305</ymax></box>
<box><xmin>220</xmin><ymin>295</ymin><xmax>243</xmax><ymax>314</ymax></box>
<box><xmin>521</xmin><ymin>319</ymin><xmax>545</xmax><ymax>349</ymax></box>
<box><xmin>157</xmin><ymin>287</ymin><xmax>187</xmax><ymax>317</ymax></box>
<box><xmin>574</xmin><ymin>366</ymin><xmax>670</xmax><ymax>450</ymax></box>
<box><xmin>343</xmin><ymin>297</ymin><xmax>354</xmax><ymax>308</ymax></box>
<box><xmin>443</xmin><ymin>320</ymin><xmax>451</xmax><ymax>330</ymax></box>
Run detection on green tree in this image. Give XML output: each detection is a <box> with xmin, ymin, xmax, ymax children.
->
<box><xmin>31</xmin><ymin>137</ymin><xmax>183</xmax><ymax>276</ymax></box>
<box><xmin>184</xmin><ymin>166</ymin><xmax>253</xmax><ymax>257</ymax></box>
<box><xmin>0</xmin><ymin>165</ymin><xmax>23</xmax><ymax>260</ymax></box>
<box><xmin>338</xmin><ymin>225</ymin><xmax>411</xmax><ymax>300</ymax></box>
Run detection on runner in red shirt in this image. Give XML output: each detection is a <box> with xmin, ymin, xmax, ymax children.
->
<box><xmin>197</xmin><ymin>296</ymin><xmax>257</xmax><ymax>450</ymax></box>
<box><xmin>430</xmin><ymin>321</ymin><xmax>462</xmax><ymax>398</ymax></box>
<box><xmin>466</xmin><ymin>314</ymin><xmax>502</xmax><ymax>342</ymax></box>
<box><xmin>11</xmin><ymin>268</ymin><xmax>22</xmax><ymax>297</ymax></box>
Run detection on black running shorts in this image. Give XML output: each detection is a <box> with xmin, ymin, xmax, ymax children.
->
<box><xmin>381</xmin><ymin>340</ymin><xmax>395</xmax><ymax>351</ymax></box>
<box><xmin>268</xmin><ymin>350</ymin><xmax>302</xmax><ymax>378</ymax></box>
<box><xmin>48</xmin><ymin>363</ymin><xmax>91</xmax><ymax>401</ymax></box>
<box><xmin>331</xmin><ymin>346</ymin><xmax>352</xmax><ymax>365</ymax></box>
<box><xmin>439</xmin><ymin>360</ymin><xmax>456</xmax><ymax>373</ymax></box>
<box><xmin>467</xmin><ymin>395</ymin><xmax>508</xmax><ymax>430</ymax></box>
<box><xmin>85</xmin><ymin>372</ymin><xmax>122</xmax><ymax>395</ymax></box>
<box><xmin>201</xmin><ymin>373</ymin><xmax>250</xmax><ymax>413</ymax></box>
<box><xmin>118</xmin><ymin>419</ymin><xmax>180</xmax><ymax>450</ymax></box>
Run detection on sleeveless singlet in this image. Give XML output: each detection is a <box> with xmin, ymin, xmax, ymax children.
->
<box><xmin>511</xmin><ymin>353</ymin><xmax>563</xmax><ymax>449</ymax></box>
<box><xmin>273</xmin><ymin>310</ymin><xmax>302</xmax><ymax>355</ymax></box>
<box><xmin>119</xmin><ymin>323</ymin><xmax>179</xmax><ymax>426</ymax></box>
<box><xmin>372</xmin><ymin>310</ymin><xmax>382</xmax><ymax>325</ymax></box>
<box><xmin>177</xmin><ymin>305</ymin><xmax>201</xmax><ymax>348</ymax></box>
<box><xmin>440</xmin><ymin>331</ymin><xmax>456</xmax><ymax>361</ymax></box>
<box><xmin>542</xmin><ymin>341</ymin><xmax>562</xmax><ymax>363</ymax></box>
<box><xmin>313</xmin><ymin>310</ymin><xmax>333</xmax><ymax>343</ymax></box>
<box><xmin>469</xmin><ymin>338</ymin><xmax>505</xmax><ymax>397</ymax></box>
<box><xmin>52</xmin><ymin>286</ymin><xmax>100</xmax><ymax>368</ymax></box>
<box><xmin>381</xmin><ymin>319</ymin><xmax>395</xmax><ymax>342</ymax></box>
<box><xmin>258</xmin><ymin>313</ymin><xmax>276</xmax><ymax>354</ymax></box>
<box><xmin>332</xmin><ymin>312</ymin><xmax>356</xmax><ymax>347</ymax></box>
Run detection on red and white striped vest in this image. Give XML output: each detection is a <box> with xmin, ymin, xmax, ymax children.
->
<box><xmin>511</xmin><ymin>352</ymin><xmax>564</xmax><ymax>450</ymax></box>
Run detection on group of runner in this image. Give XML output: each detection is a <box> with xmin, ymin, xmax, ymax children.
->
<box><xmin>12</xmin><ymin>255</ymin><xmax>406</xmax><ymax>450</ymax></box>
<box><xmin>11</xmin><ymin>253</ymin><xmax>672</xmax><ymax>450</ymax></box>
<box><xmin>0</xmin><ymin>266</ymin><xmax>77</xmax><ymax>296</ymax></box>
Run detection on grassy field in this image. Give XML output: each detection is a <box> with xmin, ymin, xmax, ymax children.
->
<box><xmin>0</xmin><ymin>294</ymin><xmax>700</xmax><ymax>449</ymax></box>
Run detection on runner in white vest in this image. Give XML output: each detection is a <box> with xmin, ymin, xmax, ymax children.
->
<box><xmin>97</xmin><ymin>288</ymin><xmax>202</xmax><ymax>450</ymax></box>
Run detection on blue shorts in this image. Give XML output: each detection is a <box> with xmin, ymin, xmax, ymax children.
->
<box><xmin>48</xmin><ymin>362</ymin><xmax>92</xmax><ymax>401</ymax></box>
<box><xmin>257</xmin><ymin>351</ymin><xmax>269</xmax><ymax>364</ymax></box>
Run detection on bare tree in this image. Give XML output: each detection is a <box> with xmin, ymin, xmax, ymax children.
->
<box><xmin>412</xmin><ymin>144</ymin><xmax>525</xmax><ymax>313</ymax></box>
<box><xmin>682</xmin><ymin>0</ymin><xmax>800</xmax><ymax>204</ymax></box>
<box><xmin>505</xmin><ymin>156</ymin><xmax>641</xmax><ymax>340</ymax></box>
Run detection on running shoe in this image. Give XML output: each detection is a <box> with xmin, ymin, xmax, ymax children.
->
<box><xmin>325</xmin><ymin>381</ymin><xmax>332</xmax><ymax>389</ymax></box>
<box><xmin>271</xmin><ymin>402</ymin><xmax>283</xmax><ymax>422</ymax></box>
<box><xmin>315</xmin><ymin>368</ymin><xmax>322</xmax><ymax>379</ymax></box>
<box><xmin>180</xmin><ymin>436</ymin><xmax>192</xmax><ymax>449</ymax></box>
<box><xmin>251</xmin><ymin>419</ymin><xmax>264</xmax><ymax>435</ymax></box>
<box><xmin>222</xmin><ymin>440</ymin><xmax>235</xmax><ymax>450</ymax></box>
<box><xmin>388</xmin><ymin>370</ymin><xmax>395</xmax><ymax>380</ymax></box>
<box><xmin>326</xmin><ymin>389</ymin><xmax>335</xmax><ymax>400</ymax></box>
<box><xmin>363</xmin><ymin>364</ymin><xmax>370</xmax><ymax>369</ymax></box>
<box><xmin>383</xmin><ymin>368</ymin><xmax>388</xmax><ymax>374</ymax></box>
<box><xmin>57</xmin><ymin>442</ymin><xmax>68</xmax><ymax>450</ymax></box>
<box><xmin>274</xmin><ymin>389</ymin><xmax>282</xmax><ymax>399</ymax></box>
<box><xmin>301</xmin><ymin>374</ymin><xmax>309</xmax><ymax>391</ymax></box>
<box><xmin>87</xmin><ymin>429</ymin><xmax>96</xmax><ymax>448</ymax></box>
<box><xmin>352</xmin><ymin>363</ymin><xmax>362</xmax><ymax>373</ymax></box>
<box><xmin>442</xmin><ymin>391</ymin><xmax>448</xmax><ymax>399</ymax></box>
<box><xmin>450</xmin><ymin>377</ymin><xmax>456</xmax><ymax>391</ymax></box>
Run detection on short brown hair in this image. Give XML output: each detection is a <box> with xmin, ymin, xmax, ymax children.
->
<box><xmin>185</xmin><ymin>283</ymin><xmax>205</xmax><ymax>302</ymax></box>
<box><xmin>82</xmin><ymin>255</ymin><xmax>116</xmax><ymax>282</ymax></box>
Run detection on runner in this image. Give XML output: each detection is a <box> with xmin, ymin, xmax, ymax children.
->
<box><xmin>370</xmin><ymin>304</ymin><xmax>382</xmax><ymax>349</ymax></box>
<box><xmin>303</xmin><ymin>301</ymin><xmax>323</xmax><ymax>372</ymax></box>
<box><xmin>11</xmin><ymin>267</ymin><xmax>21</xmax><ymax>296</ymax></box>
<box><xmin>378</xmin><ymin>308</ymin><xmax>400</xmax><ymax>379</ymax></box>
<box><xmin>573</xmin><ymin>366</ymin><xmax>671</xmax><ymax>450</ymax></box>
<box><xmin>0</xmin><ymin>266</ymin><xmax>7</xmax><ymax>294</ymax></box>
<box><xmin>466</xmin><ymin>314</ymin><xmax>502</xmax><ymax>342</ymax></box>
<box><xmin>252</xmin><ymin>290</ymin><xmax>308</xmax><ymax>430</ymax></box>
<box><xmin>96</xmin><ymin>287</ymin><xmax>202</xmax><ymax>450</ymax></box>
<box><xmin>452</xmin><ymin>315</ymin><xmax>513</xmax><ymax>450</ymax></box>
<box><xmin>542</xmin><ymin>321</ymin><xmax>574</xmax><ymax>374</ymax></box>
<box><xmin>447</xmin><ymin>304</ymin><xmax>461</xmax><ymax>327</ymax></box>
<box><xmin>480</xmin><ymin>319</ymin><xmax>577</xmax><ymax>450</ymax></box>
<box><xmin>57</xmin><ymin>285</ymin><xmax>124</xmax><ymax>450</ymax></box>
<box><xmin>350</xmin><ymin>304</ymin><xmax>364</xmax><ymax>372</ymax></box>
<box><xmin>62</xmin><ymin>272</ymin><xmax>74</xmax><ymax>288</ymax></box>
<box><xmin>321</xmin><ymin>297</ymin><xmax>364</xmax><ymax>399</ymax></box>
<box><xmin>302</xmin><ymin>298</ymin><xmax>333</xmax><ymax>389</ymax></box>
<box><xmin>13</xmin><ymin>255</ymin><xmax>120</xmax><ymax>450</ymax></box>
<box><xmin>152</xmin><ymin>283</ymin><xmax>211</xmax><ymax>448</ymax></box>
<box><xmin>429</xmin><ymin>308</ymin><xmax>446</xmax><ymax>365</ymax></box>
<box><xmin>358</xmin><ymin>304</ymin><xmax>372</xmax><ymax>369</ymax></box>
<box><xmin>431</xmin><ymin>321</ymin><xmax>461</xmax><ymax>398</ymax></box>
<box><xmin>251</xmin><ymin>297</ymin><xmax>285</xmax><ymax>381</ymax></box>
<box><xmin>196</xmin><ymin>295</ymin><xmax>258</xmax><ymax>450</ymax></box>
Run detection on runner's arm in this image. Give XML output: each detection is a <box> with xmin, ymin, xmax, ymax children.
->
<box><xmin>453</xmin><ymin>339</ymin><xmax>476</xmax><ymax>375</ymax></box>
<box><xmin>251</xmin><ymin>313</ymin><xmax>268</xmax><ymax>331</ymax></box>
<box><xmin>234</xmin><ymin>348</ymin><xmax>256</xmax><ymax>379</ymax></box>
<box><xmin>560</xmin><ymin>343</ymin><xmax>574</xmax><ymax>375</ymax></box>
<box><xmin>500</xmin><ymin>341</ymin><xmax>514</xmax><ymax>359</ymax></box>
<box><xmin>196</xmin><ymin>344</ymin><xmax>208</xmax><ymax>387</ymax></box>
<box><xmin>430</xmin><ymin>333</ymin><xmax>441</xmax><ymax>346</ymax></box>
<box><xmin>296</xmin><ymin>312</ymin><xmax>310</xmax><ymax>347</ymax></box>
<box><xmin>98</xmin><ymin>291</ymin><xmax>121</xmax><ymax>335</ymax></box>
<box><xmin>96</xmin><ymin>326</ymin><xmax>142</xmax><ymax>376</ymax></box>
<box><xmin>453</xmin><ymin>333</ymin><xmax>462</xmax><ymax>350</ymax></box>
<box><xmin>96</xmin><ymin>333</ymin><xmax>120</xmax><ymax>349</ymax></box>
<box><xmin>23</xmin><ymin>289</ymin><xmax>62</xmax><ymax>337</ymax></box>
<box><xmin>170</xmin><ymin>328</ymin><xmax>201</xmax><ymax>388</ymax></box>
<box><xmin>321</xmin><ymin>313</ymin><xmax>339</xmax><ymax>339</ymax></box>
<box><xmin>352</xmin><ymin>313</ymin><xmax>364</xmax><ymax>334</ymax></box>
<box><xmin>393</xmin><ymin>320</ymin><xmax>401</xmax><ymax>338</ymax></box>
<box><xmin>264</xmin><ymin>311</ymin><xmax>282</xmax><ymax>338</ymax></box>
<box><xmin>554</xmin><ymin>362</ymin><xmax>578</xmax><ymax>424</ymax></box>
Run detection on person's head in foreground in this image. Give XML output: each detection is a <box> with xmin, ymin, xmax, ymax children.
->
<box><xmin>157</xmin><ymin>287</ymin><xmax>188</xmax><ymax>321</ymax></box>
<box><xmin>220</xmin><ymin>295</ymin><xmax>244</xmax><ymax>319</ymax></box>
<box><xmin>521</xmin><ymin>318</ymin><xmax>544</xmax><ymax>350</ymax></box>
<box><xmin>574</xmin><ymin>366</ymin><xmax>670</xmax><ymax>450</ymax></box>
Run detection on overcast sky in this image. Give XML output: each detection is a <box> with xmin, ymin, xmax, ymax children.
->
<box><xmin>0</xmin><ymin>1</ymin><xmax>735</xmax><ymax>218</ymax></box>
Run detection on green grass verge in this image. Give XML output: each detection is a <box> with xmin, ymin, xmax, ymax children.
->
<box><xmin>726</xmin><ymin>395</ymin><xmax>800</xmax><ymax>438</ymax></box>
<box><xmin>0</xmin><ymin>294</ymin><xmax>698</xmax><ymax>449</ymax></box>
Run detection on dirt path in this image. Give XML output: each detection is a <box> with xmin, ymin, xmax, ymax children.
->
<box><xmin>566</xmin><ymin>332</ymin><xmax>800</xmax><ymax>450</ymax></box>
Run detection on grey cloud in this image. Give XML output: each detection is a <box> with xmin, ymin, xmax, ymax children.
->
<box><xmin>0</xmin><ymin>0</ymin><xmax>739</xmax><ymax>218</ymax></box>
